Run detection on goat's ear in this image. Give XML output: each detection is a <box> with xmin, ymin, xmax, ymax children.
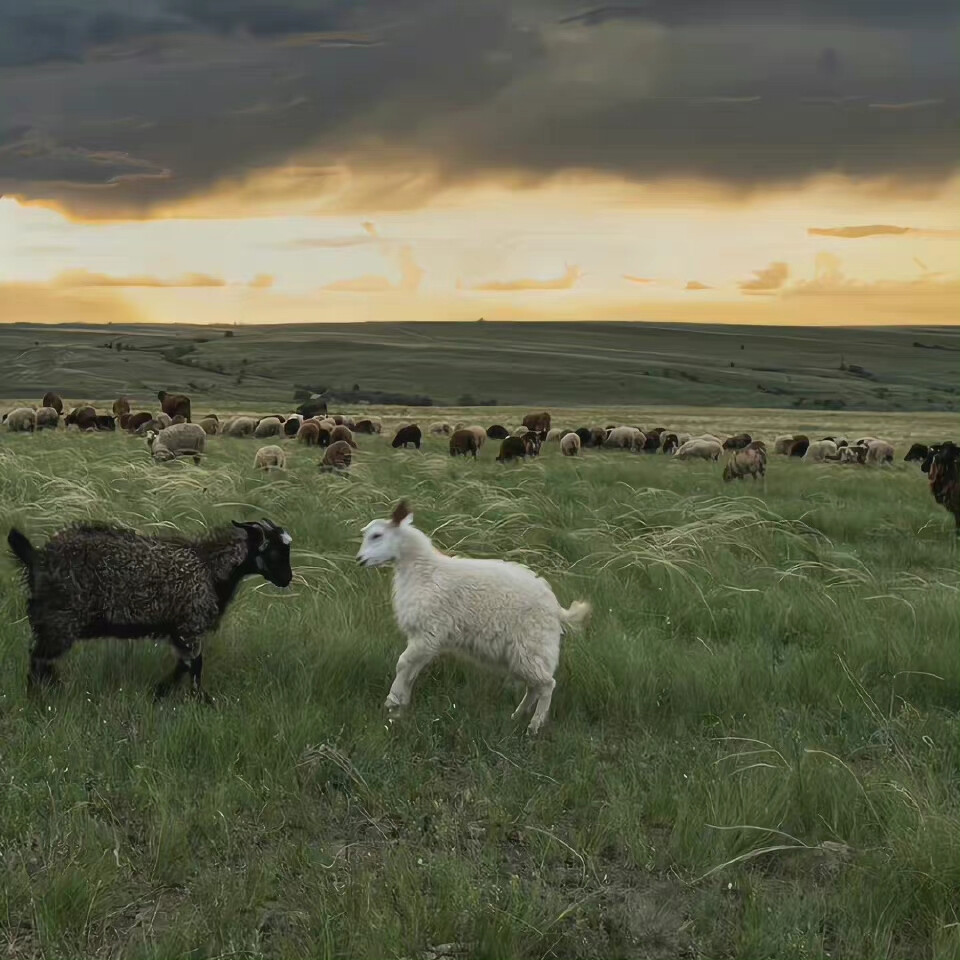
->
<box><xmin>391</xmin><ymin>501</ymin><xmax>411</xmax><ymax>526</ymax></box>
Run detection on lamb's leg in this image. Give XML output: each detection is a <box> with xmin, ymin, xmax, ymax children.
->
<box><xmin>187</xmin><ymin>652</ymin><xmax>213</xmax><ymax>704</ymax></box>
<box><xmin>27</xmin><ymin>627</ymin><xmax>69</xmax><ymax>692</ymax></box>
<box><xmin>384</xmin><ymin>643</ymin><xmax>435</xmax><ymax>715</ymax></box>
<box><xmin>526</xmin><ymin>678</ymin><xmax>556</xmax><ymax>736</ymax></box>
<box><xmin>511</xmin><ymin>688</ymin><xmax>538</xmax><ymax>721</ymax></box>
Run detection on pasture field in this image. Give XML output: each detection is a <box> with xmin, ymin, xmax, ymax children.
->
<box><xmin>0</xmin><ymin>409</ymin><xmax>958</xmax><ymax>960</ymax></box>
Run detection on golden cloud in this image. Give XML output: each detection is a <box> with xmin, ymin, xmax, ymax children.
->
<box><xmin>52</xmin><ymin>269</ymin><xmax>226</xmax><ymax>288</ymax></box>
<box><xmin>464</xmin><ymin>265</ymin><xmax>581</xmax><ymax>292</ymax></box>
<box><xmin>248</xmin><ymin>274</ymin><xmax>275</xmax><ymax>289</ymax></box>
<box><xmin>808</xmin><ymin>224</ymin><xmax>960</xmax><ymax>239</ymax></box>
<box><xmin>623</xmin><ymin>274</ymin><xmax>656</xmax><ymax>285</ymax></box>
<box><xmin>684</xmin><ymin>280</ymin><xmax>711</xmax><ymax>290</ymax></box>
<box><xmin>739</xmin><ymin>261</ymin><xmax>789</xmax><ymax>295</ymax></box>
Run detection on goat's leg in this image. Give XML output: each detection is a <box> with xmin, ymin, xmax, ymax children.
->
<box><xmin>511</xmin><ymin>687</ymin><xmax>538</xmax><ymax>721</ymax></box>
<box><xmin>526</xmin><ymin>678</ymin><xmax>557</xmax><ymax>736</ymax></box>
<box><xmin>384</xmin><ymin>643</ymin><xmax>435</xmax><ymax>715</ymax></box>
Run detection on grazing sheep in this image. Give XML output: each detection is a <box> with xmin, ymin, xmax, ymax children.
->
<box><xmin>497</xmin><ymin>435</ymin><xmax>536</xmax><ymax>462</ymax></box>
<box><xmin>522</xmin><ymin>411</ymin><xmax>551</xmax><ymax>435</ymax></box>
<box><xmin>222</xmin><ymin>416</ymin><xmax>258</xmax><ymax>438</ymax></box>
<box><xmin>282</xmin><ymin>415</ymin><xmax>303</xmax><ymax>437</ymax></box>
<box><xmin>35</xmin><ymin>407</ymin><xmax>59</xmax><ymax>431</ymax></box>
<box><xmin>316</xmin><ymin>417</ymin><xmax>337</xmax><ymax>432</ymax></box>
<box><xmin>331</xmin><ymin>415</ymin><xmax>345</xmax><ymax>425</ymax></box>
<box><xmin>157</xmin><ymin>390</ymin><xmax>191</xmax><ymax>422</ymax></box>
<box><xmin>331</xmin><ymin>425</ymin><xmax>357</xmax><ymax>448</ymax></box>
<box><xmin>545</xmin><ymin>428</ymin><xmax>565</xmax><ymax>442</ymax></box>
<box><xmin>839</xmin><ymin>444</ymin><xmax>869</xmax><ymax>465</ymax></box>
<box><xmin>254</xmin><ymin>416</ymin><xmax>284</xmax><ymax>439</ymax></box>
<box><xmin>604</xmin><ymin>426</ymin><xmax>644</xmax><ymax>451</ymax></box>
<box><xmin>560</xmin><ymin>432</ymin><xmax>581</xmax><ymax>457</ymax></box>
<box><xmin>64</xmin><ymin>405</ymin><xmax>97</xmax><ymax>431</ymax></box>
<box><xmin>320</xmin><ymin>439</ymin><xmax>353</xmax><ymax>473</ymax></box>
<box><xmin>95</xmin><ymin>415</ymin><xmax>117</xmax><ymax>432</ymax></box>
<box><xmin>354</xmin><ymin>418</ymin><xmax>377</xmax><ymax>435</ymax></box>
<box><xmin>773</xmin><ymin>434</ymin><xmax>794</xmax><ymax>455</ymax></box>
<box><xmin>296</xmin><ymin>399</ymin><xmax>328</xmax><ymax>419</ymax></box>
<box><xmin>449</xmin><ymin>429</ymin><xmax>480</xmax><ymax>458</ymax></box>
<box><xmin>297</xmin><ymin>420</ymin><xmax>321</xmax><ymax>446</ymax></box>
<box><xmin>254</xmin><ymin>445</ymin><xmax>286</xmax><ymax>471</ymax></box>
<box><xmin>156</xmin><ymin>412</ymin><xmax>173</xmax><ymax>430</ymax></box>
<box><xmin>787</xmin><ymin>436</ymin><xmax>810</xmax><ymax>457</ymax></box>
<box><xmin>125</xmin><ymin>412</ymin><xmax>153</xmax><ymax>433</ymax></box>
<box><xmin>674</xmin><ymin>439</ymin><xmax>722</xmax><ymax>461</ymax></box>
<box><xmin>642</xmin><ymin>429</ymin><xmax>664</xmax><ymax>452</ymax></box>
<box><xmin>147</xmin><ymin>423</ymin><xmax>206</xmax><ymax>464</ymax></box>
<box><xmin>391</xmin><ymin>425</ymin><xmax>422</xmax><ymax>449</ymax></box>
<box><xmin>723</xmin><ymin>446</ymin><xmax>766</xmax><ymax>481</ymax></box>
<box><xmin>465</xmin><ymin>425</ymin><xmax>487</xmax><ymax>448</ymax></box>
<box><xmin>487</xmin><ymin>425</ymin><xmax>509</xmax><ymax>440</ymax></box>
<box><xmin>866</xmin><ymin>440</ymin><xmax>895</xmax><ymax>465</ymax></box>
<box><xmin>923</xmin><ymin>442</ymin><xmax>960</xmax><ymax>534</ymax></box>
<box><xmin>5</xmin><ymin>407</ymin><xmax>37</xmax><ymax>433</ymax></box>
<box><xmin>7</xmin><ymin>519</ymin><xmax>292</xmax><ymax>696</ymax></box>
<box><xmin>722</xmin><ymin>433</ymin><xmax>752</xmax><ymax>451</ymax></box>
<box><xmin>804</xmin><ymin>439</ymin><xmax>838</xmax><ymax>463</ymax></box>
<box><xmin>113</xmin><ymin>397</ymin><xmax>130</xmax><ymax>417</ymax></box>
<box><xmin>42</xmin><ymin>392</ymin><xmax>63</xmax><ymax>414</ymax></box>
<box><xmin>198</xmin><ymin>417</ymin><xmax>219</xmax><ymax>436</ymax></box>
<box><xmin>429</xmin><ymin>421</ymin><xmax>453</xmax><ymax>436</ymax></box>
<box><xmin>696</xmin><ymin>434</ymin><xmax>722</xmax><ymax>445</ymax></box>
<box><xmin>171</xmin><ymin>415</ymin><xmax>187</xmax><ymax>425</ymax></box>
<box><xmin>904</xmin><ymin>443</ymin><xmax>929</xmax><ymax>464</ymax></box>
<box><xmin>356</xmin><ymin>501</ymin><xmax>590</xmax><ymax>734</ymax></box>
<box><xmin>855</xmin><ymin>437</ymin><xmax>879</xmax><ymax>447</ymax></box>
<box><xmin>660</xmin><ymin>432</ymin><xmax>680</xmax><ymax>455</ymax></box>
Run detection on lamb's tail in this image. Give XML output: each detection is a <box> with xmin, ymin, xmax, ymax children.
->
<box><xmin>7</xmin><ymin>528</ymin><xmax>35</xmax><ymax>570</ymax></box>
<box><xmin>559</xmin><ymin>600</ymin><xmax>591</xmax><ymax>632</ymax></box>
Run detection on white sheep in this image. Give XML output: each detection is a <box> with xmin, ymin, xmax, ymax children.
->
<box><xmin>673</xmin><ymin>438</ymin><xmax>722</xmax><ymax>461</ymax></box>
<box><xmin>804</xmin><ymin>439</ymin><xmax>838</xmax><ymax>463</ymax></box>
<box><xmin>429</xmin><ymin>421</ymin><xmax>453</xmax><ymax>436</ymax></box>
<box><xmin>35</xmin><ymin>406</ymin><xmax>60</xmax><ymax>431</ymax></box>
<box><xmin>466</xmin><ymin>425</ymin><xmax>486</xmax><ymax>448</ymax></box>
<box><xmin>545</xmin><ymin>428</ymin><xmax>565</xmax><ymax>443</ymax></box>
<box><xmin>560</xmin><ymin>432</ymin><xmax>581</xmax><ymax>456</ymax></box>
<box><xmin>773</xmin><ymin>434</ymin><xmax>793</xmax><ymax>455</ymax></box>
<box><xmin>5</xmin><ymin>407</ymin><xmax>37</xmax><ymax>432</ymax></box>
<box><xmin>356</xmin><ymin>502</ymin><xmax>591</xmax><ymax>735</ymax></box>
<box><xmin>604</xmin><ymin>426</ymin><xmax>644</xmax><ymax>451</ymax></box>
<box><xmin>254</xmin><ymin>416</ymin><xmax>283</xmax><ymax>439</ymax></box>
<box><xmin>156</xmin><ymin>412</ymin><xmax>173</xmax><ymax>430</ymax></box>
<box><xmin>866</xmin><ymin>440</ymin><xmax>894</xmax><ymax>465</ymax></box>
<box><xmin>222</xmin><ymin>416</ymin><xmax>258</xmax><ymax>438</ymax></box>
<box><xmin>254</xmin><ymin>444</ymin><xmax>286</xmax><ymax>471</ymax></box>
<box><xmin>147</xmin><ymin>423</ymin><xmax>206</xmax><ymax>464</ymax></box>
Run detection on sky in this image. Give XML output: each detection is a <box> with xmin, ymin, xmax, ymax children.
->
<box><xmin>1</xmin><ymin>0</ymin><xmax>958</xmax><ymax>326</ymax></box>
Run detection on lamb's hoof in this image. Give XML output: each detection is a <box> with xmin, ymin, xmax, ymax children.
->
<box><xmin>383</xmin><ymin>696</ymin><xmax>407</xmax><ymax>718</ymax></box>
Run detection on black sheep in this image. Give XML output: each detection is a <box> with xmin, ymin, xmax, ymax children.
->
<box><xmin>296</xmin><ymin>399</ymin><xmax>327</xmax><ymax>419</ymax></box>
<box><xmin>391</xmin><ymin>424</ymin><xmax>422</xmax><ymax>449</ymax></box>
<box><xmin>497</xmin><ymin>435</ymin><xmax>534</xmax><ymax>462</ymax></box>
<box><xmin>905</xmin><ymin>443</ymin><xmax>930</xmax><ymax>464</ymax></box>
<box><xmin>486</xmin><ymin>425</ymin><xmax>510</xmax><ymax>440</ymax></box>
<box><xmin>283</xmin><ymin>417</ymin><xmax>301</xmax><ymax>437</ymax></box>
<box><xmin>722</xmin><ymin>433</ymin><xmax>752</xmax><ymax>451</ymax></box>
<box><xmin>922</xmin><ymin>442</ymin><xmax>960</xmax><ymax>534</ymax></box>
<box><xmin>7</xmin><ymin>519</ymin><xmax>293</xmax><ymax>699</ymax></box>
<box><xmin>95</xmin><ymin>415</ymin><xmax>116</xmax><ymax>431</ymax></box>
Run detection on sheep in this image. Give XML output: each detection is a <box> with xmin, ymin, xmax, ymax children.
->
<box><xmin>723</xmin><ymin>447</ymin><xmax>765</xmax><ymax>481</ymax></box>
<box><xmin>696</xmin><ymin>434</ymin><xmax>722</xmax><ymax>445</ymax></box>
<box><xmin>487</xmin><ymin>425</ymin><xmax>510</xmax><ymax>440</ymax></box>
<box><xmin>356</xmin><ymin>501</ymin><xmax>590</xmax><ymax>735</ymax></box>
<box><xmin>125</xmin><ymin>412</ymin><xmax>153</xmax><ymax>433</ymax></box>
<box><xmin>113</xmin><ymin>397</ymin><xmax>130</xmax><ymax>417</ymax></box>
<box><xmin>354</xmin><ymin>418</ymin><xmax>378</xmax><ymax>435</ymax></box>
<box><xmin>660</xmin><ymin>431</ymin><xmax>680</xmax><ymax>455</ymax></box>
<box><xmin>545</xmin><ymin>428</ymin><xmax>565</xmax><ymax>443</ymax></box>
<box><xmin>156</xmin><ymin>412</ymin><xmax>173</xmax><ymax>430</ymax></box>
<box><xmin>866</xmin><ymin>440</ymin><xmax>894</xmax><ymax>465</ymax></box>
<box><xmin>521</xmin><ymin>431</ymin><xmax>543</xmax><ymax>456</ymax></box>
<box><xmin>42</xmin><ymin>391</ymin><xmax>63</xmax><ymax>414</ymax></box>
<box><xmin>392</xmin><ymin>425</ymin><xmax>422</xmax><ymax>449</ymax></box>
<box><xmin>839</xmin><ymin>444</ymin><xmax>868</xmax><ymax>465</ymax></box>
<box><xmin>96</xmin><ymin>415</ymin><xmax>117</xmax><ymax>432</ymax></box>
<box><xmin>331</xmin><ymin>425</ymin><xmax>357</xmax><ymax>448</ymax></box>
<box><xmin>787</xmin><ymin>436</ymin><xmax>810</xmax><ymax>457</ymax></box>
<box><xmin>560</xmin><ymin>432</ymin><xmax>581</xmax><ymax>457</ymax></box>
<box><xmin>296</xmin><ymin>398</ymin><xmax>327</xmax><ymax>419</ymax></box>
<box><xmin>466</xmin><ymin>425</ymin><xmax>487</xmax><ymax>448</ymax></box>
<box><xmin>522</xmin><ymin>411</ymin><xmax>551</xmax><ymax>435</ymax></box>
<box><xmin>773</xmin><ymin>434</ymin><xmax>794</xmax><ymax>455</ymax></box>
<box><xmin>804</xmin><ymin>439</ymin><xmax>838</xmax><ymax>463</ymax></box>
<box><xmin>147</xmin><ymin>423</ymin><xmax>206</xmax><ymax>464</ymax></box>
<box><xmin>449</xmin><ymin>429</ymin><xmax>479</xmax><ymax>458</ymax></box>
<box><xmin>722</xmin><ymin>433</ymin><xmax>752</xmax><ymax>451</ymax></box>
<box><xmin>674</xmin><ymin>439</ymin><xmax>722</xmax><ymax>461</ymax></box>
<box><xmin>281</xmin><ymin>415</ymin><xmax>302</xmax><ymax>437</ymax></box>
<box><xmin>320</xmin><ymin>439</ymin><xmax>353</xmax><ymax>473</ymax></box>
<box><xmin>642</xmin><ymin>429</ymin><xmax>664</xmax><ymax>452</ymax></box>
<box><xmin>604</xmin><ymin>426</ymin><xmax>644</xmax><ymax>451</ymax></box>
<box><xmin>904</xmin><ymin>443</ymin><xmax>930</xmax><ymax>464</ymax></box>
<box><xmin>7</xmin><ymin>518</ymin><xmax>292</xmax><ymax>697</ymax></box>
<box><xmin>35</xmin><ymin>406</ymin><xmax>60</xmax><ymax>431</ymax></box>
<box><xmin>429</xmin><ymin>421</ymin><xmax>453</xmax><ymax>436</ymax></box>
<box><xmin>497</xmin><ymin>435</ymin><xmax>536</xmax><ymax>462</ymax></box>
<box><xmin>855</xmin><ymin>437</ymin><xmax>879</xmax><ymax>447</ymax></box>
<box><xmin>297</xmin><ymin>420</ymin><xmax>321</xmax><ymax>446</ymax></box>
<box><xmin>64</xmin><ymin>405</ymin><xmax>97</xmax><ymax>431</ymax></box>
<box><xmin>5</xmin><ymin>407</ymin><xmax>36</xmax><ymax>432</ymax></box>
<box><xmin>221</xmin><ymin>416</ymin><xmax>257</xmax><ymax>438</ymax></box>
<box><xmin>923</xmin><ymin>442</ymin><xmax>960</xmax><ymax>534</ymax></box>
<box><xmin>254</xmin><ymin>416</ymin><xmax>284</xmax><ymax>439</ymax></box>
<box><xmin>254</xmin><ymin>445</ymin><xmax>286</xmax><ymax>471</ymax></box>
<box><xmin>316</xmin><ymin>417</ymin><xmax>337</xmax><ymax>432</ymax></box>
<box><xmin>199</xmin><ymin>417</ymin><xmax>220</xmax><ymax>436</ymax></box>
<box><xmin>158</xmin><ymin>390</ymin><xmax>191</xmax><ymax>422</ymax></box>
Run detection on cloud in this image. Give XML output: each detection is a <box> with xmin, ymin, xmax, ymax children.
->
<box><xmin>684</xmin><ymin>280</ymin><xmax>711</xmax><ymax>290</ymax></box>
<box><xmin>739</xmin><ymin>261</ymin><xmax>789</xmax><ymax>294</ymax></box>
<box><xmin>0</xmin><ymin>0</ymin><xmax>956</xmax><ymax>218</ymax></box>
<box><xmin>321</xmin><ymin>243</ymin><xmax>423</xmax><ymax>293</ymax></box>
<box><xmin>248</xmin><ymin>273</ymin><xmax>275</xmax><ymax>289</ymax></box>
<box><xmin>0</xmin><ymin>281</ymin><xmax>143</xmax><ymax>324</ymax></box>
<box><xmin>465</xmin><ymin>265</ymin><xmax>582</xmax><ymax>292</ymax></box>
<box><xmin>321</xmin><ymin>275</ymin><xmax>394</xmax><ymax>293</ymax></box>
<box><xmin>808</xmin><ymin>224</ymin><xmax>960</xmax><ymax>239</ymax></box>
<box><xmin>623</xmin><ymin>274</ymin><xmax>656</xmax><ymax>285</ymax></box>
<box><xmin>361</xmin><ymin>221</ymin><xmax>379</xmax><ymax>237</ymax></box>
<box><xmin>52</xmin><ymin>269</ymin><xmax>225</xmax><ymax>288</ymax></box>
<box><xmin>786</xmin><ymin>251</ymin><xmax>960</xmax><ymax>298</ymax></box>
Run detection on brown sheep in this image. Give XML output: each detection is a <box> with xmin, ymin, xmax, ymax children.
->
<box><xmin>320</xmin><ymin>439</ymin><xmax>353</xmax><ymax>473</ymax></box>
<box><xmin>560</xmin><ymin>432</ymin><xmax>581</xmax><ymax>456</ymax></box>
<box><xmin>449</xmin><ymin>429</ymin><xmax>479</xmax><ymax>458</ymax></box>
<box><xmin>787</xmin><ymin>436</ymin><xmax>810</xmax><ymax>457</ymax></box>
<box><xmin>722</xmin><ymin>433</ymin><xmax>752</xmax><ymax>451</ymax></box>
<box><xmin>354</xmin><ymin>419</ymin><xmax>378</xmax><ymax>435</ymax></box>
<box><xmin>522</xmin><ymin>411</ymin><xmax>551</xmax><ymax>435</ymax></box>
<box><xmin>331</xmin><ymin>425</ymin><xmax>357</xmax><ymax>448</ymax></box>
<box><xmin>42</xmin><ymin>392</ymin><xmax>63</xmax><ymax>414</ymax></box>
<box><xmin>157</xmin><ymin>390</ymin><xmax>191</xmax><ymax>422</ymax></box>
<box><xmin>64</xmin><ymin>405</ymin><xmax>98</xmax><ymax>431</ymax></box>
<box><xmin>723</xmin><ymin>447</ymin><xmax>765</xmax><ymax>481</ymax></box>
<box><xmin>297</xmin><ymin>420</ymin><xmax>321</xmax><ymax>446</ymax></box>
<box><xmin>497</xmin><ymin>434</ymin><xmax>537</xmax><ymax>463</ymax></box>
<box><xmin>113</xmin><ymin>397</ymin><xmax>131</xmax><ymax>417</ymax></box>
<box><xmin>199</xmin><ymin>417</ymin><xmax>219</xmax><ymax>436</ymax></box>
<box><xmin>126</xmin><ymin>411</ymin><xmax>153</xmax><ymax>433</ymax></box>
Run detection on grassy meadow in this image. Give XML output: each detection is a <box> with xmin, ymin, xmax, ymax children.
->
<box><xmin>0</xmin><ymin>408</ymin><xmax>959</xmax><ymax>959</ymax></box>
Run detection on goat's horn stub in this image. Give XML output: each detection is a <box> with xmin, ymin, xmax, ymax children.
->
<box><xmin>391</xmin><ymin>501</ymin><xmax>410</xmax><ymax>525</ymax></box>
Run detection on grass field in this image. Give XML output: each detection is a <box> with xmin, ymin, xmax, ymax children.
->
<box><xmin>1</xmin><ymin>410</ymin><xmax>959</xmax><ymax>959</ymax></box>
<box><xmin>3</xmin><ymin>321</ymin><xmax>960</xmax><ymax>410</ymax></box>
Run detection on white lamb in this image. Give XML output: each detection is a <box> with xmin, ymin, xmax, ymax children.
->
<box><xmin>356</xmin><ymin>502</ymin><xmax>591</xmax><ymax>735</ymax></box>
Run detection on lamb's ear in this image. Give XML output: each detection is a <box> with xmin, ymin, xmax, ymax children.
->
<box><xmin>391</xmin><ymin>501</ymin><xmax>412</xmax><ymax>526</ymax></box>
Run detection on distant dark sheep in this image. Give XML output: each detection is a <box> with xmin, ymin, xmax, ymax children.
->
<box><xmin>297</xmin><ymin>421</ymin><xmax>320</xmax><ymax>446</ymax></box>
<box><xmin>296</xmin><ymin>399</ymin><xmax>327</xmax><ymax>419</ymax></box>
<box><xmin>923</xmin><ymin>441</ymin><xmax>960</xmax><ymax>534</ymax></box>
<box><xmin>157</xmin><ymin>390</ymin><xmax>191</xmax><ymax>422</ymax></box>
<box><xmin>905</xmin><ymin>443</ymin><xmax>930</xmax><ymax>464</ymax></box>
<box><xmin>722</xmin><ymin>433</ymin><xmax>752</xmax><ymax>451</ymax></box>
<box><xmin>353</xmin><ymin>419</ymin><xmax>378</xmax><ymax>435</ymax></box>
<box><xmin>95</xmin><ymin>415</ymin><xmax>116</xmax><ymax>431</ymax></box>
<box><xmin>660</xmin><ymin>432</ymin><xmax>680</xmax><ymax>455</ymax></box>
<box><xmin>497</xmin><ymin>434</ymin><xmax>536</xmax><ymax>463</ymax></box>
<box><xmin>65</xmin><ymin>405</ymin><xmax>98</xmax><ymax>431</ymax></box>
<box><xmin>486</xmin><ymin>424</ymin><xmax>510</xmax><ymax>440</ymax></box>
<box><xmin>522</xmin><ymin>411</ymin><xmax>551</xmax><ymax>435</ymax></box>
<box><xmin>42</xmin><ymin>392</ymin><xmax>63</xmax><ymax>414</ymax></box>
<box><xmin>642</xmin><ymin>429</ymin><xmax>664</xmax><ymax>452</ymax></box>
<box><xmin>7</xmin><ymin>519</ymin><xmax>292</xmax><ymax>696</ymax></box>
<box><xmin>787</xmin><ymin>435</ymin><xmax>810</xmax><ymax>457</ymax></box>
<box><xmin>113</xmin><ymin>397</ymin><xmax>130</xmax><ymax>417</ymax></box>
<box><xmin>126</xmin><ymin>412</ymin><xmax>153</xmax><ymax>433</ymax></box>
<box><xmin>449</xmin><ymin>429</ymin><xmax>479</xmax><ymax>458</ymax></box>
<box><xmin>391</xmin><ymin>425</ymin><xmax>422</xmax><ymax>449</ymax></box>
<box><xmin>283</xmin><ymin>417</ymin><xmax>302</xmax><ymax>437</ymax></box>
<box><xmin>317</xmin><ymin>427</ymin><xmax>333</xmax><ymax>448</ymax></box>
<box><xmin>331</xmin><ymin>425</ymin><xmax>357</xmax><ymax>448</ymax></box>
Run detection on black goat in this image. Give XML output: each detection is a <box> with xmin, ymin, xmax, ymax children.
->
<box><xmin>7</xmin><ymin>519</ymin><xmax>293</xmax><ymax>699</ymax></box>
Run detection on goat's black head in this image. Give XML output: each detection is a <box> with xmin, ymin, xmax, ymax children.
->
<box><xmin>233</xmin><ymin>518</ymin><xmax>293</xmax><ymax>587</ymax></box>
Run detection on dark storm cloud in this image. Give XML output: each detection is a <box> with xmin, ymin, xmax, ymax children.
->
<box><xmin>0</xmin><ymin>0</ymin><xmax>956</xmax><ymax>217</ymax></box>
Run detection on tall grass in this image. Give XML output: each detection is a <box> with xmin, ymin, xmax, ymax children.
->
<box><xmin>0</xmin><ymin>422</ymin><xmax>957</xmax><ymax>959</ymax></box>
